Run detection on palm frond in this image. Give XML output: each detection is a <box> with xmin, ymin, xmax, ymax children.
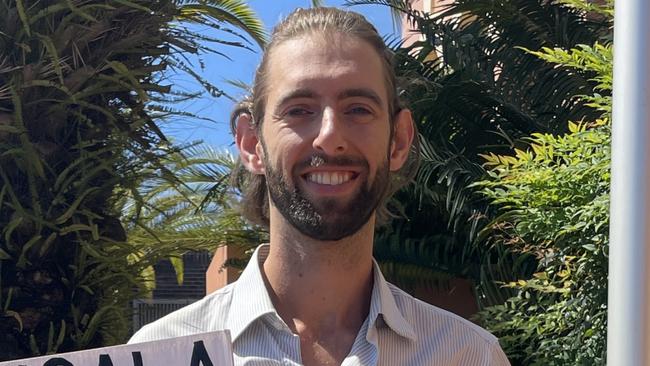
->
<box><xmin>345</xmin><ymin>0</ymin><xmax>410</xmax><ymax>31</ymax></box>
<box><xmin>177</xmin><ymin>0</ymin><xmax>268</xmax><ymax>48</ymax></box>
<box><xmin>121</xmin><ymin>144</ymin><xmax>266</xmax><ymax>287</ymax></box>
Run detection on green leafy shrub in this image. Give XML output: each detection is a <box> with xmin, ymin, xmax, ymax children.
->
<box><xmin>474</xmin><ymin>2</ymin><xmax>613</xmax><ymax>363</ymax></box>
<box><xmin>477</xmin><ymin>119</ymin><xmax>609</xmax><ymax>364</ymax></box>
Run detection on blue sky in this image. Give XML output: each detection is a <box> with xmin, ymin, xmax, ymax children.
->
<box><xmin>162</xmin><ymin>1</ymin><xmax>397</xmax><ymax>149</ymax></box>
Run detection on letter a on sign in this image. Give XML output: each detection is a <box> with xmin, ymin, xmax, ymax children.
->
<box><xmin>190</xmin><ymin>341</ymin><xmax>214</xmax><ymax>366</ymax></box>
<box><xmin>98</xmin><ymin>355</ymin><xmax>114</xmax><ymax>366</ymax></box>
<box><xmin>0</xmin><ymin>331</ymin><xmax>233</xmax><ymax>366</ymax></box>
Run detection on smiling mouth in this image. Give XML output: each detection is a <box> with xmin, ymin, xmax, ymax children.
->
<box><xmin>303</xmin><ymin>171</ymin><xmax>359</xmax><ymax>185</ymax></box>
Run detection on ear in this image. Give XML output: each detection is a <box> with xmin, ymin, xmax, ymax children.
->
<box><xmin>389</xmin><ymin>109</ymin><xmax>415</xmax><ymax>172</ymax></box>
<box><xmin>235</xmin><ymin>113</ymin><xmax>265</xmax><ymax>175</ymax></box>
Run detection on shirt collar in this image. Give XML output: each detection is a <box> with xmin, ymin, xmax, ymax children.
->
<box><xmin>367</xmin><ymin>259</ymin><xmax>418</xmax><ymax>342</ymax></box>
<box><xmin>225</xmin><ymin>244</ymin><xmax>417</xmax><ymax>342</ymax></box>
<box><xmin>226</xmin><ymin>244</ymin><xmax>278</xmax><ymax>342</ymax></box>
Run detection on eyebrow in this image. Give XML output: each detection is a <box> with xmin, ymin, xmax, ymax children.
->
<box><xmin>276</xmin><ymin>89</ymin><xmax>318</xmax><ymax>109</ymax></box>
<box><xmin>338</xmin><ymin>88</ymin><xmax>383</xmax><ymax>107</ymax></box>
<box><xmin>275</xmin><ymin>88</ymin><xmax>384</xmax><ymax>109</ymax></box>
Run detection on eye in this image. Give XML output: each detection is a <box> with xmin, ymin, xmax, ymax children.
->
<box><xmin>348</xmin><ymin>107</ymin><xmax>372</xmax><ymax>115</ymax></box>
<box><xmin>346</xmin><ymin>106</ymin><xmax>373</xmax><ymax>115</ymax></box>
<box><xmin>285</xmin><ymin>107</ymin><xmax>314</xmax><ymax>117</ymax></box>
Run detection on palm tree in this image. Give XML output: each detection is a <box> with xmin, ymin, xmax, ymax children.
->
<box><xmin>0</xmin><ymin>0</ymin><xmax>265</xmax><ymax>359</ymax></box>
<box><xmin>346</xmin><ymin>0</ymin><xmax>611</xmax><ymax>309</ymax></box>
<box><xmin>120</xmin><ymin>143</ymin><xmax>266</xmax><ymax>288</ymax></box>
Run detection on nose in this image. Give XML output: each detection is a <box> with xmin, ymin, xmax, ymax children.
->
<box><xmin>312</xmin><ymin>108</ymin><xmax>347</xmax><ymax>155</ymax></box>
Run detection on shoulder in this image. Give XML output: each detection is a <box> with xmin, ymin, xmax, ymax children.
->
<box><xmin>388</xmin><ymin>282</ymin><xmax>495</xmax><ymax>342</ymax></box>
<box><xmin>128</xmin><ymin>283</ymin><xmax>236</xmax><ymax>344</ymax></box>
<box><xmin>387</xmin><ymin>282</ymin><xmax>510</xmax><ymax>364</ymax></box>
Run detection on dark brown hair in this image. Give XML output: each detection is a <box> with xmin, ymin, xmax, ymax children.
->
<box><xmin>230</xmin><ymin>7</ymin><xmax>420</xmax><ymax>228</ymax></box>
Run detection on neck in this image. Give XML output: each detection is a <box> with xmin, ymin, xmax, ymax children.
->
<box><xmin>262</xmin><ymin>207</ymin><xmax>375</xmax><ymax>335</ymax></box>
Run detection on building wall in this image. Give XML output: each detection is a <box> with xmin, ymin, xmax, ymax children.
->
<box><xmin>401</xmin><ymin>0</ymin><xmax>456</xmax><ymax>44</ymax></box>
<box><xmin>131</xmin><ymin>251</ymin><xmax>212</xmax><ymax>335</ymax></box>
<box><xmin>152</xmin><ymin>251</ymin><xmax>211</xmax><ymax>299</ymax></box>
<box><xmin>205</xmin><ymin>245</ymin><xmax>247</xmax><ymax>294</ymax></box>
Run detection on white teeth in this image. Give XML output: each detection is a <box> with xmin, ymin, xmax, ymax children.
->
<box><xmin>307</xmin><ymin>172</ymin><xmax>352</xmax><ymax>185</ymax></box>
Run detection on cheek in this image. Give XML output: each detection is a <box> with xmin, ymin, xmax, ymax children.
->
<box><xmin>356</xmin><ymin>124</ymin><xmax>391</xmax><ymax>156</ymax></box>
<box><xmin>263</xmin><ymin>132</ymin><xmax>305</xmax><ymax>173</ymax></box>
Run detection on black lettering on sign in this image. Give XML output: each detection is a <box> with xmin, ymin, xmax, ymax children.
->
<box><xmin>132</xmin><ymin>352</ymin><xmax>143</xmax><ymax>366</ymax></box>
<box><xmin>96</xmin><ymin>352</ymin><xmax>142</xmax><ymax>366</ymax></box>
<box><xmin>189</xmin><ymin>340</ymin><xmax>214</xmax><ymax>366</ymax></box>
<box><xmin>43</xmin><ymin>358</ymin><xmax>73</xmax><ymax>366</ymax></box>
<box><xmin>98</xmin><ymin>354</ymin><xmax>113</xmax><ymax>366</ymax></box>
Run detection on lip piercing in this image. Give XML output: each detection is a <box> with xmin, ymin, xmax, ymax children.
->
<box><xmin>310</xmin><ymin>156</ymin><xmax>325</xmax><ymax>167</ymax></box>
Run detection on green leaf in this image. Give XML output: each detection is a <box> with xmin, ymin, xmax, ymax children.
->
<box><xmin>107</xmin><ymin>61</ymin><xmax>148</xmax><ymax>102</ymax></box>
<box><xmin>4</xmin><ymin>310</ymin><xmax>23</xmax><ymax>332</ymax></box>
<box><xmin>10</xmin><ymin>88</ymin><xmax>46</xmax><ymax>178</ymax></box>
<box><xmin>59</xmin><ymin>224</ymin><xmax>95</xmax><ymax>235</ymax></box>
<box><xmin>54</xmin><ymin>319</ymin><xmax>66</xmax><ymax>353</ymax></box>
<box><xmin>64</xmin><ymin>0</ymin><xmax>97</xmax><ymax>22</ymax></box>
<box><xmin>0</xmin><ymin>125</ymin><xmax>22</xmax><ymax>134</ymax></box>
<box><xmin>179</xmin><ymin>2</ymin><xmax>267</xmax><ymax>48</ymax></box>
<box><xmin>3</xmin><ymin>216</ymin><xmax>24</xmax><ymax>249</ymax></box>
<box><xmin>169</xmin><ymin>256</ymin><xmax>184</xmax><ymax>285</ymax></box>
<box><xmin>29</xmin><ymin>334</ymin><xmax>40</xmax><ymax>356</ymax></box>
<box><xmin>36</xmin><ymin>34</ymin><xmax>65</xmax><ymax>84</ymax></box>
<box><xmin>54</xmin><ymin>188</ymin><xmax>100</xmax><ymax>224</ymax></box>
<box><xmin>15</xmin><ymin>0</ymin><xmax>31</xmax><ymax>36</ymax></box>
<box><xmin>17</xmin><ymin>235</ymin><xmax>41</xmax><ymax>269</ymax></box>
<box><xmin>78</xmin><ymin>306</ymin><xmax>119</xmax><ymax>347</ymax></box>
<box><xmin>112</xmin><ymin>0</ymin><xmax>152</xmax><ymax>12</ymax></box>
<box><xmin>46</xmin><ymin>321</ymin><xmax>55</xmax><ymax>354</ymax></box>
<box><xmin>39</xmin><ymin>233</ymin><xmax>58</xmax><ymax>257</ymax></box>
<box><xmin>0</xmin><ymin>248</ymin><xmax>12</xmax><ymax>260</ymax></box>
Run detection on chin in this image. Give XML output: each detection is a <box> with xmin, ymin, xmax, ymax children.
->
<box><xmin>294</xmin><ymin>212</ymin><xmax>374</xmax><ymax>242</ymax></box>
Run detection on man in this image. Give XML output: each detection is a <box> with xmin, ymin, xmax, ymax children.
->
<box><xmin>130</xmin><ymin>7</ymin><xmax>510</xmax><ymax>366</ymax></box>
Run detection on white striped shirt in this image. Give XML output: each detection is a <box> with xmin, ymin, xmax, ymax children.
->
<box><xmin>129</xmin><ymin>245</ymin><xmax>510</xmax><ymax>365</ymax></box>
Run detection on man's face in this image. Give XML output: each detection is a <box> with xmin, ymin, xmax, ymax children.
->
<box><xmin>258</xmin><ymin>33</ymin><xmax>395</xmax><ymax>241</ymax></box>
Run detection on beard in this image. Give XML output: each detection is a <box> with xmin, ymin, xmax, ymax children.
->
<box><xmin>264</xmin><ymin>153</ymin><xmax>389</xmax><ymax>241</ymax></box>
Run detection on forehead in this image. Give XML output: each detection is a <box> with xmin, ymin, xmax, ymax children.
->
<box><xmin>265</xmin><ymin>33</ymin><xmax>388</xmax><ymax>106</ymax></box>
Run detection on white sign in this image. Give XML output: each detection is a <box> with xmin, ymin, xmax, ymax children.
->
<box><xmin>0</xmin><ymin>331</ymin><xmax>233</xmax><ymax>366</ymax></box>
